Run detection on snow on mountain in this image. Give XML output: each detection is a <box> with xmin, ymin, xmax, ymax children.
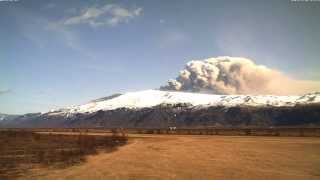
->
<box><xmin>57</xmin><ymin>90</ymin><xmax>320</xmax><ymax>114</ymax></box>
<box><xmin>0</xmin><ymin>114</ymin><xmax>20</xmax><ymax>121</ymax></box>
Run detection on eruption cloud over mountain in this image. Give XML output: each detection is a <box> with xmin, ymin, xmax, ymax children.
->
<box><xmin>160</xmin><ymin>57</ymin><xmax>320</xmax><ymax>95</ymax></box>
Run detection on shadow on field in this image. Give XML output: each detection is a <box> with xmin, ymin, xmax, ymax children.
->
<box><xmin>0</xmin><ymin>130</ymin><xmax>128</xmax><ymax>179</ymax></box>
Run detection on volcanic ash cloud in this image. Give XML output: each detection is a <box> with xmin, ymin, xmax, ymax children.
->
<box><xmin>160</xmin><ymin>56</ymin><xmax>320</xmax><ymax>95</ymax></box>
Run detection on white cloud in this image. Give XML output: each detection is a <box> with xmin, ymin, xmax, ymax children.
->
<box><xmin>61</xmin><ymin>4</ymin><xmax>142</xmax><ymax>27</ymax></box>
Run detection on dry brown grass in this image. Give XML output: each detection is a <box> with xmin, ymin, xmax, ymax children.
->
<box><xmin>0</xmin><ymin>130</ymin><xmax>127</xmax><ymax>179</ymax></box>
<box><xmin>22</xmin><ymin>134</ymin><xmax>320</xmax><ymax>180</ymax></box>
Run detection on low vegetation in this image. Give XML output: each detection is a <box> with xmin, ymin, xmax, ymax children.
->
<box><xmin>0</xmin><ymin>130</ymin><xmax>128</xmax><ymax>179</ymax></box>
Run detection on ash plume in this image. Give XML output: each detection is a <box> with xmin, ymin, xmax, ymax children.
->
<box><xmin>160</xmin><ymin>56</ymin><xmax>320</xmax><ymax>95</ymax></box>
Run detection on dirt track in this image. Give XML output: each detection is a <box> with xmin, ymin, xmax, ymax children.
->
<box><xmin>24</xmin><ymin>135</ymin><xmax>320</xmax><ymax>180</ymax></box>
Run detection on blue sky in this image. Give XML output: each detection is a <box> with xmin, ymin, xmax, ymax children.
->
<box><xmin>1</xmin><ymin>0</ymin><xmax>320</xmax><ymax>114</ymax></box>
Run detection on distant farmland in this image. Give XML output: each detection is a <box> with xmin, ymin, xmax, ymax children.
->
<box><xmin>1</xmin><ymin>127</ymin><xmax>320</xmax><ymax>137</ymax></box>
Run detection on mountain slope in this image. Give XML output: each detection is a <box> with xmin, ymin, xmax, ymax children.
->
<box><xmin>1</xmin><ymin>90</ymin><xmax>320</xmax><ymax>128</ymax></box>
<box><xmin>0</xmin><ymin>114</ymin><xmax>20</xmax><ymax>121</ymax></box>
<box><xmin>64</xmin><ymin>90</ymin><xmax>320</xmax><ymax>114</ymax></box>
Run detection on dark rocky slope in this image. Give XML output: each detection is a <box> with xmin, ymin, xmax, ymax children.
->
<box><xmin>1</xmin><ymin>103</ymin><xmax>320</xmax><ymax>128</ymax></box>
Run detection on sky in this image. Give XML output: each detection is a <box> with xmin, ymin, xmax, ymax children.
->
<box><xmin>1</xmin><ymin>0</ymin><xmax>320</xmax><ymax>114</ymax></box>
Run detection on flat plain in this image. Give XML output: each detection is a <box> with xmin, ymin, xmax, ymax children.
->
<box><xmin>21</xmin><ymin>134</ymin><xmax>320</xmax><ymax>180</ymax></box>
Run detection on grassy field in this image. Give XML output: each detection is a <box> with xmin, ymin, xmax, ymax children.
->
<box><xmin>8</xmin><ymin>133</ymin><xmax>319</xmax><ymax>180</ymax></box>
<box><xmin>0</xmin><ymin>130</ymin><xmax>319</xmax><ymax>179</ymax></box>
<box><xmin>0</xmin><ymin>130</ymin><xmax>128</xmax><ymax>179</ymax></box>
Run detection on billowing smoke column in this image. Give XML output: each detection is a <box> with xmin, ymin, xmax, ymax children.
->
<box><xmin>160</xmin><ymin>56</ymin><xmax>320</xmax><ymax>95</ymax></box>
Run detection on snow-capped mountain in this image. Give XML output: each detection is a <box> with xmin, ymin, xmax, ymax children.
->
<box><xmin>2</xmin><ymin>90</ymin><xmax>320</xmax><ymax>129</ymax></box>
<box><xmin>0</xmin><ymin>114</ymin><xmax>20</xmax><ymax>121</ymax></box>
<box><xmin>61</xmin><ymin>90</ymin><xmax>320</xmax><ymax>114</ymax></box>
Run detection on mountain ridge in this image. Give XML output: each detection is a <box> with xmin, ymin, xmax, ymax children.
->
<box><xmin>1</xmin><ymin>90</ymin><xmax>320</xmax><ymax>128</ymax></box>
<box><xmin>57</xmin><ymin>90</ymin><xmax>320</xmax><ymax>115</ymax></box>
